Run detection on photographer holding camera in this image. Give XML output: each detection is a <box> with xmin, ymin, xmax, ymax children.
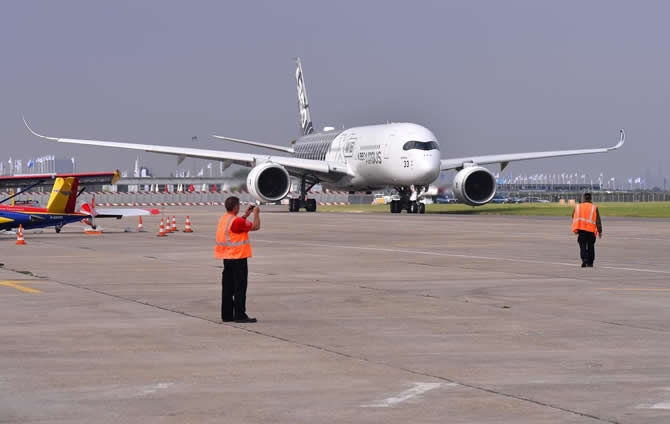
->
<box><xmin>214</xmin><ymin>196</ymin><xmax>261</xmax><ymax>323</ymax></box>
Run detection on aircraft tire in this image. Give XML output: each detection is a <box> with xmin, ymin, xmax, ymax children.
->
<box><xmin>289</xmin><ymin>199</ymin><xmax>298</xmax><ymax>212</ymax></box>
<box><xmin>409</xmin><ymin>201</ymin><xmax>418</xmax><ymax>214</ymax></box>
<box><xmin>418</xmin><ymin>203</ymin><xmax>426</xmax><ymax>214</ymax></box>
<box><xmin>390</xmin><ymin>200</ymin><xmax>401</xmax><ymax>213</ymax></box>
<box><xmin>306</xmin><ymin>199</ymin><xmax>317</xmax><ymax>212</ymax></box>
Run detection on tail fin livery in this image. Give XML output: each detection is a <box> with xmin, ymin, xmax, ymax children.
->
<box><xmin>46</xmin><ymin>177</ymin><xmax>79</xmax><ymax>213</ymax></box>
<box><xmin>65</xmin><ymin>178</ymin><xmax>79</xmax><ymax>213</ymax></box>
<box><xmin>296</xmin><ymin>58</ymin><xmax>314</xmax><ymax>136</ymax></box>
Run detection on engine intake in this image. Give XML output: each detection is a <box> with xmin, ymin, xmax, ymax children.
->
<box><xmin>452</xmin><ymin>166</ymin><xmax>496</xmax><ymax>206</ymax></box>
<box><xmin>246</xmin><ymin>163</ymin><xmax>291</xmax><ymax>203</ymax></box>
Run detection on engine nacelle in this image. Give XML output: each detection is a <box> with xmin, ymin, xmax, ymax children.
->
<box><xmin>452</xmin><ymin>166</ymin><xmax>496</xmax><ymax>206</ymax></box>
<box><xmin>246</xmin><ymin>163</ymin><xmax>291</xmax><ymax>203</ymax></box>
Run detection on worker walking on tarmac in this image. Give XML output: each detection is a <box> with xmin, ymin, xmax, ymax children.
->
<box><xmin>214</xmin><ymin>196</ymin><xmax>261</xmax><ymax>323</ymax></box>
<box><xmin>572</xmin><ymin>192</ymin><xmax>602</xmax><ymax>267</ymax></box>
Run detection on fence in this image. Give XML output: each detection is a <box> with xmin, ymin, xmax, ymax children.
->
<box><xmin>502</xmin><ymin>190</ymin><xmax>670</xmax><ymax>203</ymax></box>
<box><xmin>5</xmin><ymin>189</ymin><xmax>668</xmax><ymax>209</ymax></box>
<box><xmin>2</xmin><ymin>189</ymin><xmax>351</xmax><ymax>207</ymax></box>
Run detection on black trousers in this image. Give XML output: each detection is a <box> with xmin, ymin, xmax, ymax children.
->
<box><xmin>221</xmin><ymin>258</ymin><xmax>248</xmax><ymax>321</ymax></box>
<box><xmin>577</xmin><ymin>230</ymin><xmax>596</xmax><ymax>265</ymax></box>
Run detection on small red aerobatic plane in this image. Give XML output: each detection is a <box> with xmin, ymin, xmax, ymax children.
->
<box><xmin>0</xmin><ymin>171</ymin><xmax>158</xmax><ymax>233</ymax></box>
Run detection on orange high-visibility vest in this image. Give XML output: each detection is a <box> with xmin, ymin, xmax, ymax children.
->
<box><xmin>214</xmin><ymin>213</ymin><xmax>252</xmax><ymax>259</ymax></box>
<box><xmin>572</xmin><ymin>202</ymin><xmax>598</xmax><ymax>234</ymax></box>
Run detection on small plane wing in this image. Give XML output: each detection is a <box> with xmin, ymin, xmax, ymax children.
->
<box><xmin>79</xmin><ymin>200</ymin><xmax>159</xmax><ymax>219</ymax></box>
<box><xmin>25</xmin><ymin>119</ymin><xmax>352</xmax><ymax>181</ymax></box>
<box><xmin>440</xmin><ymin>130</ymin><xmax>625</xmax><ymax>171</ymax></box>
<box><xmin>93</xmin><ymin>208</ymin><xmax>160</xmax><ymax>218</ymax></box>
<box><xmin>0</xmin><ymin>170</ymin><xmax>120</xmax><ymax>189</ymax></box>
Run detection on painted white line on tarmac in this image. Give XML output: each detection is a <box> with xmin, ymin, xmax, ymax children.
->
<box><xmin>255</xmin><ymin>239</ymin><xmax>670</xmax><ymax>275</ymax></box>
<box><xmin>637</xmin><ymin>401</ymin><xmax>670</xmax><ymax>409</ymax></box>
<box><xmin>136</xmin><ymin>382</ymin><xmax>174</xmax><ymax>396</ymax></box>
<box><xmin>650</xmin><ymin>402</ymin><xmax>670</xmax><ymax>409</ymax></box>
<box><xmin>361</xmin><ymin>382</ymin><xmax>447</xmax><ymax>408</ymax></box>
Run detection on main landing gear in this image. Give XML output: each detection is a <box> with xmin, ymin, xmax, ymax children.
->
<box><xmin>288</xmin><ymin>175</ymin><xmax>318</xmax><ymax>212</ymax></box>
<box><xmin>389</xmin><ymin>185</ymin><xmax>427</xmax><ymax>214</ymax></box>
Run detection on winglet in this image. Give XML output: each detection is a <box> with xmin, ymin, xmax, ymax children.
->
<box><xmin>23</xmin><ymin>117</ymin><xmax>58</xmax><ymax>141</ymax></box>
<box><xmin>610</xmin><ymin>129</ymin><xmax>625</xmax><ymax>150</ymax></box>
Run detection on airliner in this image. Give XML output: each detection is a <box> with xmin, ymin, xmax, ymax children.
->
<box><xmin>25</xmin><ymin>59</ymin><xmax>625</xmax><ymax>214</ymax></box>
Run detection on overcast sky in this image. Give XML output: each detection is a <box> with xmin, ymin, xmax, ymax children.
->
<box><xmin>1</xmin><ymin>1</ymin><xmax>668</xmax><ymax>187</ymax></box>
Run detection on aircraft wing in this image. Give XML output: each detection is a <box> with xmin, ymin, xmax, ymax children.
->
<box><xmin>25</xmin><ymin>119</ymin><xmax>353</xmax><ymax>181</ymax></box>
<box><xmin>92</xmin><ymin>207</ymin><xmax>160</xmax><ymax>218</ymax></box>
<box><xmin>440</xmin><ymin>130</ymin><xmax>625</xmax><ymax>171</ymax></box>
<box><xmin>212</xmin><ymin>134</ymin><xmax>295</xmax><ymax>154</ymax></box>
<box><xmin>0</xmin><ymin>171</ymin><xmax>120</xmax><ymax>189</ymax></box>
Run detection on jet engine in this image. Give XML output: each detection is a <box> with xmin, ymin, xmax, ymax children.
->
<box><xmin>246</xmin><ymin>163</ymin><xmax>291</xmax><ymax>203</ymax></box>
<box><xmin>452</xmin><ymin>166</ymin><xmax>496</xmax><ymax>206</ymax></box>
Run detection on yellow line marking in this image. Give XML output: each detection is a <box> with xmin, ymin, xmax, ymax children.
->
<box><xmin>0</xmin><ymin>280</ymin><xmax>42</xmax><ymax>294</ymax></box>
<box><xmin>598</xmin><ymin>288</ymin><xmax>670</xmax><ymax>292</ymax></box>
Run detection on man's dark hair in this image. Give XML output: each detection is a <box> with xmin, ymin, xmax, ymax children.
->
<box><xmin>583</xmin><ymin>192</ymin><xmax>592</xmax><ymax>202</ymax></box>
<box><xmin>225</xmin><ymin>196</ymin><xmax>240</xmax><ymax>212</ymax></box>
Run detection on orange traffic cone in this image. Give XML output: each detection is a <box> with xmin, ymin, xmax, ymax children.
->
<box><xmin>183</xmin><ymin>216</ymin><xmax>194</xmax><ymax>233</ymax></box>
<box><xmin>157</xmin><ymin>218</ymin><xmax>168</xmax><ymax>237</ymax></box>
<box><xmin>84</xmin><ymin>227</ymin><xmax>103</xmax><ymax>235</ymax></box>
<box><xmin>171</xmin><ymin>216</ymin><xmax>178</xmax><ymax>232</ymax></box>
<box><xmin>137</xmin><ymin>216</ymin><xmax>145</xmax><ymax>232</ymax></box>
<box><xmin>16</xmin><ymin>224</ymin><xmax>26</xmax><ymax>245</ymax></box>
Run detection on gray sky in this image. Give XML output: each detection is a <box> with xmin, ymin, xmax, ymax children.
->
<box><xmin>2</xmin><ymin>0</ymin><xmax>668</xmax><ymax>187</ymax></box>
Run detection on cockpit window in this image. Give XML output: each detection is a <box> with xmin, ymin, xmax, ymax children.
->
<box><xmin>402</xmin><ymin>141</ymin><xmax>439</xmax><ymax>151</ymax></box>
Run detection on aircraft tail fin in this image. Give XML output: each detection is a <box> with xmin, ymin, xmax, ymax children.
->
<box><xmin>296</xmin><ymin>58</ymin><xmax>314</xmax><ymax>136</ymax></box>
<box><xmin>46</xmin><ymin>177</ymin><xmax>79</xmax><ymax>213</ymax></box>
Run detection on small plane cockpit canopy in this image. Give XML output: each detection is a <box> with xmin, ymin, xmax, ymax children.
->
<box><xmin>402</xmin><ymin>140</ymin><xmax>440</xmax><ymax>151</ymax></box>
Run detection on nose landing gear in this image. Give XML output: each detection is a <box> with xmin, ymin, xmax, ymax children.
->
<box><xmin>389</xmin><ymin>185</ymin><xmax>427</xmax><ymax>214</ymax></box>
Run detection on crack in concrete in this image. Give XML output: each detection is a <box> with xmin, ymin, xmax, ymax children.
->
<box><xmin>38</xmin><ymin>275</ymin><xmax>620</xmax><ymax>424</ymax></box>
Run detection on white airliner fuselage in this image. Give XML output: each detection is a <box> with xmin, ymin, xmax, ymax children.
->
<box><xmin>296</xmin><ymin>123</ymin><xmax>440</xmax><ymax>190</ymax></box>
<box><xmin>25</xmin><ymin>58</ymin><xmax>624</xmax><ymax>214</ymax></box>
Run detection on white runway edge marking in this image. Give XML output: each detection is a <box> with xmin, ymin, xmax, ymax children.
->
<box><xmin>361</xmin><ymin>382</ymin><xmax>449</xmax><ymax>408</ymax></box>
<box><xmin>256</xmin><ymin>239</ymin><xmax>670</xmax><ymax>275</ymax></box>
<box><xmin>638</xmin><ymin>401</ymin><xmax>670</xmax><ymax>409</ymax></box>
<box><xmin>135</xmin><ymin>382</ymin><xmax>175</xmax><ymax>397</ymax></box>
<box><xmin>650</xmin><ymin>402</ymin><xmax>670</xmax><ymax>409</ymax></box>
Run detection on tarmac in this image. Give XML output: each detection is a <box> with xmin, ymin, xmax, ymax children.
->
<box><xmin>2</xmin><ymin>207</ymin><xmax>670</xmax><ymax>423</ymax></box>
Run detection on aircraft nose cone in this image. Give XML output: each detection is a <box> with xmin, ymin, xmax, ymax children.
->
<box><xmin>416</xmin><ymin>154</ymin><xmax>440</xmax><ymax>182</ymax></box>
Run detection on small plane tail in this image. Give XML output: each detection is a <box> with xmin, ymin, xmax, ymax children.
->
<box><xmin>46</xmin><ymin>177</ymin><xmax>79</xmax><ymax>213</ymax></box>
<box><xmin>296</xmin><ymin>58</ymin><xmax>314</xmax><ymax>136</ymax></box>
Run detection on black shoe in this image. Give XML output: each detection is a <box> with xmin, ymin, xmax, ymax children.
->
<box><xmin>586</xmin><ymin>264</ymin><xmax>594</xmax><ymax>267</ymax></box>
<box><xmin>581</xmin><ymin>263</ymin><xmax>587</xmax><ymax>268</ymax></box>
<box><xmin>235</xmin><ymin>317</ymin><xmax>257</xmax><ymax>323</ymax></box>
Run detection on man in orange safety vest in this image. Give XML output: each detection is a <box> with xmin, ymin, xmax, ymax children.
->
<box><xmin>571</xmin><ymin>192</ymin><xmax>602</xmax><ymax>267</ymax></box>
<box><xmin>214</xmin><ymin>196</ymin><xmax>261</xmax><ymax>323</ymax></box>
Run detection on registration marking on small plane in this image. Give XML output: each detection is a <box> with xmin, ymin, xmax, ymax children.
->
<box><xmin>0</xmin><ymin>280</ymin><xmax>43</xmax><ymax>294</ymax></box>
